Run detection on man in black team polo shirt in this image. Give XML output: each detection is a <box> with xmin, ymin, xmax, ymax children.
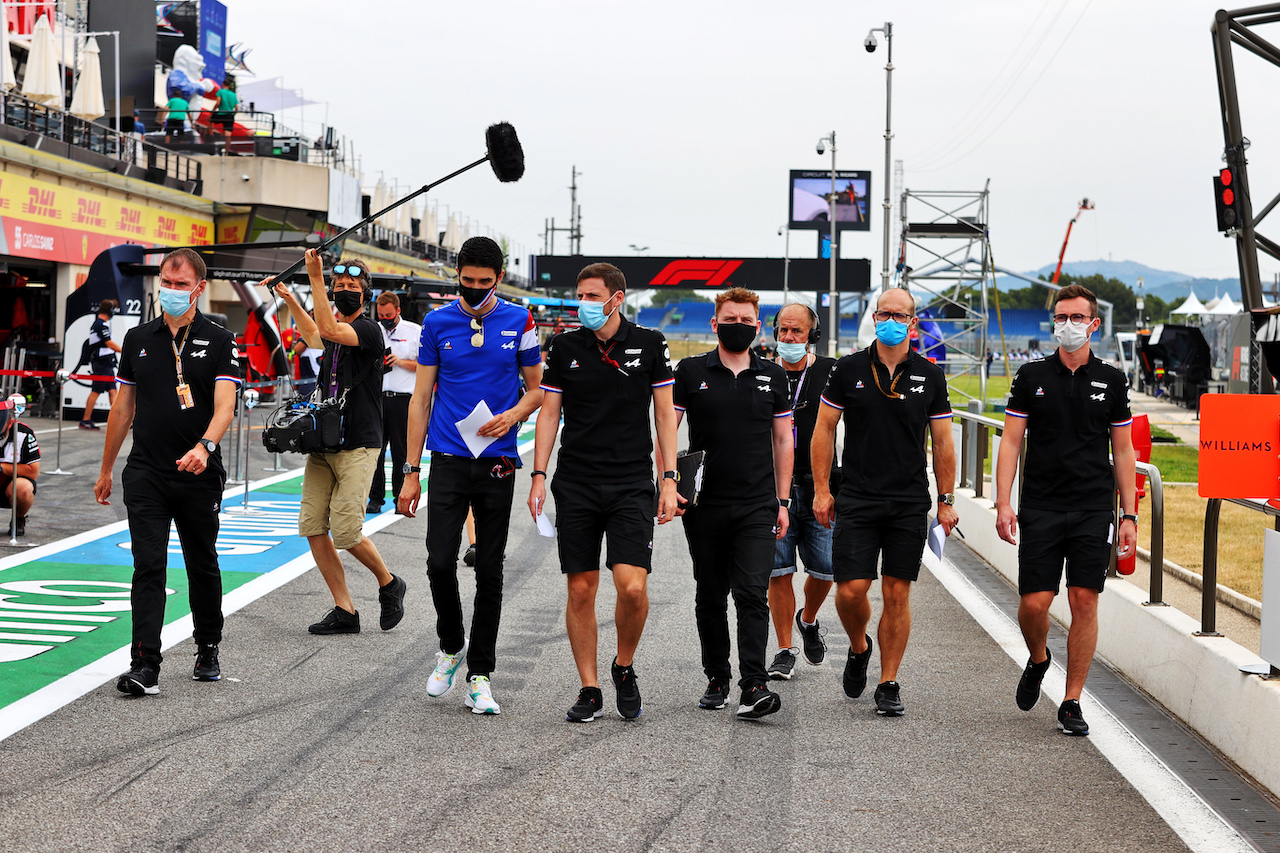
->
<box><xmin>812</xmin><ymin>286</ymin><xmax>958</xmax><ymax>717</ymax></box>
<box><xmin>95</xmin><ymin>248</ymin><xmax>241</xmax><ymax>696</ymax></box>
<box><xmin>767</xmin><ymin>303</ymin><xmax>837</xmax><ymax>680</ymax></box>
<box><xmin>528</xmin><ymin>262</ymin><xmax>680</xmax><ymax>722</ymax></box>
<box><xmin>995</xmin><ymin>284</ymin><xmax>1137</xmax><ymax>737</ymax></box>
<box><xmin>270</xmin><ymin>250</ymin><xmax>406</xmax><ymax>637</ymax></box>
<box><xmin>673</xmin><ymin>287</ymin><xmax>793</xmax><ymax>720</ymax></box>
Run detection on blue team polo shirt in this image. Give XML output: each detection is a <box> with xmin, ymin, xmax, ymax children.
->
<box><xmin>418</xmin><ymin>296</ymin><xmax>541</xmax><ymax>458</ymax></box>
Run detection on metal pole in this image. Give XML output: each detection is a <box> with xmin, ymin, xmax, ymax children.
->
<box><xmin>1197</xmin><ymin>498</ymin><xmax>1224</xmax><ymax>636</ymax></box>
<box><xmin>50</xmin><ymin>370</ymin><xmax>73</xmax><ymax>475</ymax></box>
<box><xmin>828</xmin><ymin>131</ymin><xmax>837</xmax><ymax>358</ymax></box>
<box><xmin>8</xmin><ymin>415</ymin><xmax>18</xmax><ymax>542</ymax></box>
<box><xmin>881</xmin><ymin>21</ymin><xmax>894</xmax><ymax>293</ymax></box>
<box><xmin>227</xmin><ymin>392</ymin><xmax>245</xmax><ymax>485</ymax></box>
<box><xmin>264</xmin><ymin>377</ymin><xmax>284</xmax><ymax>471</ymax></box>
<box><xmin>112</xmin><ymin>30</ymin><xmax>119</xmax><ymax>155</ymax></box>
<box><xmin>782</xmin><ymin>226</ymin><xmax>790</xmax><ymax>299</ymax></box>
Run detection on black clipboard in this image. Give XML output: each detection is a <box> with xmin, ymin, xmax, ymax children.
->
<box><xmin>676</xmin><ymin>450</ymin><xmax>705</xmax><ymax>508</ymax></box>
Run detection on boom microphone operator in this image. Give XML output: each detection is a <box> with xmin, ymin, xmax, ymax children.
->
<box><xmin>263</xmin><ymin>122</ymin><xmax>525</xmax><ymax>287</ymax></box>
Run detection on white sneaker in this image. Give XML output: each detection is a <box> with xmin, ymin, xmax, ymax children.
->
<box><xmin>464</xmin><ymin>675</ymin><xmax>501</xmax><ymax>715</ymax></box>
<box><xmin>426</xmin><ymin>641</ymin><xmax>468</xmax><ymax>697</ymax></box>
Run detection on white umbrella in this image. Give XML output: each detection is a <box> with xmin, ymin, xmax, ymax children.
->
<box><xmin>21</xmin><ymin>16</ymin><xmax>62</xmax><ymax>108</ymax></box>
<box><xmin>425</xmin><ymin>207</ymin><xmax>438</xmax><ymax>246</ymax></box>
<box><xmin>443</xmin><ymin>214</ymin><xmax>460</xmax><ymax>251</ymax></box>
<box><xmin>68</xmin><ymin>36</ymin><xmax>104</xmax><ymax>120</ymax></box>
<box><xmin>394</xmin><ymin>197</ymin><xmax>409</xmax><ymax>235</ymax></box>
<box><xmin>0</xmin><ymin>13</ymin><xmax>16</xmax><ymax>92</ymax></box>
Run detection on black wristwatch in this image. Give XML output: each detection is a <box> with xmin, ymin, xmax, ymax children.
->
<box><xmin>778</xmin><ymin>498</ymin><xmax>791</xmax><ymax>509</ymax></box>
<box><xmin>937</xmin><ymin>493</ymin><xmax>955</xmax><ymax>506</ymax></box>
<box><xmin>402</xmin><ymin>463</ymin><xmax>421</xmax><ymax>474</ymax></box>
<box><xmin>662</xmin><ymin>470</ymin><xmax>677</xmax><ymax>481</ymax></box>
<box><xmin>1121</xmin><ymin>513</ymin><xmax>1138</xmax><ymax>524</ymax></box>
<box><xmin>197</xmin><ymin>438</ymin><xmax>216</xmax><ymax>454</ymax></box>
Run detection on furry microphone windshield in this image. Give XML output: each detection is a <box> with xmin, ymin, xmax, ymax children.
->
<box><xmin>486</xmin><ymin>122</ymin><xmax>525</xmax><ymax>183</ymax></box>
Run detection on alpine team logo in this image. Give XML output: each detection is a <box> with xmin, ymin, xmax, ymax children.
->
<box><xmin>1090</xmin><ymin>392</ymin><xmax>1106</xmax><ymax>402</ymax></box>
<box><xmin>909</xmin><ymin>385</ymin><xmax>924</xmax><ymax>394</ymax></box>
<box><xmin>624</xmin><ymin>358</ymin><xmax>641</xmax><ymax>368</ymax></box>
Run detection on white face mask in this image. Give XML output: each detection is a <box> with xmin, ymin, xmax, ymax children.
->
<box><xmin>1053</xmin><ymin>319</ymin><xmax>1093</xmax><ymax>353</ymax></box>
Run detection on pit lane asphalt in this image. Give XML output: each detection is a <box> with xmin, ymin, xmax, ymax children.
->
<box><xmin>0</xmin><ymin>419</ymin><xmax>1194</xmax><ymax>853</ymax></box>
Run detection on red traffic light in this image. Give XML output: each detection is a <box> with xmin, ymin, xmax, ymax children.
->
<box><xmin>1221</xmin><ymin>167</ymin><xmax>1234</xmax><ymax>186</ymax></box>
<box><xmin>1224</xmin><ymin>188</ymin><xmax>1235</xmax><ymax>205</ymax></box>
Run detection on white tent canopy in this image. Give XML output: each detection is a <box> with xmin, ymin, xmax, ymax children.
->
<box><xmin>21</xmin><ymin>16</ymin><xmax>62</xmax><ymax>108</ymax></box>
<box><xmin>1207</xmin><ymin>292</ymin><xmax>1241</xmax><ymax>315</ymax></box>
<box><xmin>1170</xmin><ymin>291</ymin><xmax>1207</xmax><ymax>317</ymax></box>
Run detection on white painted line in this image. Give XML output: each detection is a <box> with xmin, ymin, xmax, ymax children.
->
<box><xmin>924</xmin><ymin>553</ymin><xmax>1254</xmax><ymax>853</ymax></box>
<box><xmin>0</xmin><ymin>432</ymin><xmax>537</xmax><ymax>742</ymax></box>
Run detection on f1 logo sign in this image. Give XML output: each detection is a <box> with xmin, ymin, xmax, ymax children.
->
<box><xmin>649</xmin><ymin>260</ymin><xmax>743</xmax><ymax>288</ymax></box>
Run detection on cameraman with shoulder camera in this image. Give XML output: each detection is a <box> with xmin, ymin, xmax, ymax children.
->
<box><xmin>269</xmin><ymin>249</ymin><xmax>407</xmax><ymax>636</ymax></box>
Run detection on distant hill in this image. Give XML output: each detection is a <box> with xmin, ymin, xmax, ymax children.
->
<box><xmin>997</xmin><ymin>260</ymin><xmax>1243</xmax><ymax>304</ymax></box>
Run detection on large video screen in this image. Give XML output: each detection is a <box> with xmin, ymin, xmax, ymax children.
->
<box><xmin>789</xmin><ymin>170</ymin><xmax>871</xmax><ymax>231</ymax></box>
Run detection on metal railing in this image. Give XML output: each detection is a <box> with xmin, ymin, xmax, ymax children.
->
<box><xmin>953</xmin><ymin>408</ymin><xmax>1168</xmax><ymax>609</ymax></box>
<box><xmin>1201</xmin><ymin>496</ymin><xmax>1279</xmax><ymax>637</ymax></box>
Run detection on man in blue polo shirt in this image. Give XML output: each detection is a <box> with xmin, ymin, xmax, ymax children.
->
<box><xmin>398</xmin><ymin>236</ymin><xmax>543</xmax><ymax>716</ymax></box>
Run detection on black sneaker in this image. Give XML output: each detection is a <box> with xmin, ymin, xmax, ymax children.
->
<box><xmin>795</xmin><ymin>609</ymin><xmax>827</xmax><ymax>665</ymax></box>
<box><xmin>698</xmin><ymin>678</ymin><xmax>730</xmax><ymax>710</ymax></box>
<box><xmin>192</xmin><ymin>644</ymin><xmax>220</xmax><ymax>681</ymax></box>
<box><xmin>1016</xmin><ymin>648</ymin><xmax>1052</xmax><ymax>711</ymax></box>
<box><xmin>842</xmin><ymin>635</ymin><xmax>874</xmax><ymax>698</ymax></box>
<box><xmin>117</xmin><ymin>664</ymin><xmax>159</xmax><ymax>696</ymax></box>
<box><xmin>566</xmin><ymin>686</ymin><xmax>605</xmax><ymax>723</ymax></box>
<box><xmin>365</xmin><ymin>500</ymin><xmax>383</xmax><ymax>515</ymax></box>
<box><xmin>1057</xmin><ymin>699</ymin><xmax>1090</xmax><ymax>736</ymax></box>
<box><xmin>611</xmin><ymin>658</ymin><xmax>642</xmax><ymax>720</ymax></box>
<box><xmin>308</xmin><ymin>606</ymin><xmax>360</xmax><ymax>635</ymax></box>
<box><xmin>462</xmin><ymin>544</ymin><xmax>477</xmax><ymax>567</ymax></box>
<box><xmin>378</xmin><ymin>574</ymin><xmax>407</xmax><ymax>631</ymax></box>
<box><xmin>767</xmin><ymin>649</ymin><xmax>797</xmax><ymax>680</ymax></box>
<box><xmin>736</xmin><ymin>684</ymin><xmax>781</xmax><ymax>719</ymax></box>
<box><xmin>874</xmin><ymin>680</ymin><xmax>905</xmax><ymax>716</ymax></box>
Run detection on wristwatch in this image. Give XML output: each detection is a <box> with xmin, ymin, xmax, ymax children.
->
<box><xmin>662</xmin><ymin>470</ymin><xmax>678</xmax><ymax>481</ymax></box>
<box><xmin>778</xmin><ymin>498</ymin><xmax>791</xmax><ymax>509</ymax></box>
<box><xmin>1121</xmin><ymin>513</ymin><xmax>1138</xmax><ymax>524</ymax></box>
<box><xmin>937</xmin><ymin>493</ymin><xmax>955</xmax><ymax>506</ymax></box>
<box><xmin>402</xmin><ymin>463</ymin><xmax>421</xmax><ymax>474</ymax></box>
<box><xmin>197</xmin><ymin>438</ymin><xmax>216</xmax><ymax>454</ymax></box>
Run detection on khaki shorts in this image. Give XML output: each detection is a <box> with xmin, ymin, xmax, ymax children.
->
<box><xmin>299</xmin><ymin>447</ymin><xmax>380</xmax><ymax>550</ymax></box>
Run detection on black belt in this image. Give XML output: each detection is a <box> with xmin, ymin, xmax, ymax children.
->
<box><xmin>384</xmin><ymin>391</ymin><xmax>412</xmax><ymax>397</ymax></box>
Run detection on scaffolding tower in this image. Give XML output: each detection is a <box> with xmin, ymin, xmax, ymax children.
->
<box><xmin>898</xmin><ymin>182</ymin><xmax>994</xmax><ymax>403</ymax></box>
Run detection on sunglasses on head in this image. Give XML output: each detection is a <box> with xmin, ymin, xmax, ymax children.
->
<box><xmin>332</xmin><ymin>264</ymin><xmax>365</xmax><ymax>278</ymax></box>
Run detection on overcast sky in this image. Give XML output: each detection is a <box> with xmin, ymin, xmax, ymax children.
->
<box><xmin>219</xmin><ymin>0</ymin><xmax>1280</xmax><ymax>285</ymax></box>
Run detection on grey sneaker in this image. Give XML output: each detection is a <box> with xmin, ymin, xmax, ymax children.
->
<box><xmin>768</xmin><ymin>648</ymin><xmax>797</xmax><ymax>680</ymax></box>
<box><xmin>874</xmin><ymin>680</ymin><xmax>905</xmax><ymax>717</ymax></box>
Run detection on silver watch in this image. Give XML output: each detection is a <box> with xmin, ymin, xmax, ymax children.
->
<box><xmin>197</xmin><ymin>438</ymin><xmax>216</xmax><ymax>454</ymax></box>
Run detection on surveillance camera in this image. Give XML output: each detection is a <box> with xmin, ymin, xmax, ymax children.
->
<box><xmin>241</xmin><ymin>174</ymin><xmax>250</xmax><ymax>182</ymax></box>
<box><xmin>864</xmin><ymin>34</ymin><xmax>877</xmax><ymax>52</ymax></box>
<box><xmin>816</xmin><ymin>140</ymin><xmax>826</xmax><ymax>155</ymax></box>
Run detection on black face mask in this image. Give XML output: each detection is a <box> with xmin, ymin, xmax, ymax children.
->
<box><xmin>459</xmin><ymin>285</ymin><xmax>494</xmax><ymax>308</ymax></box>
<box><xmin>333</xmin><ymin>290</ymin><xmax>363</xmax><ymax>316</ymax></box>
<box><xmin>379</xmin><ymin>317</ymin><xmax>397</xmax><ymax>332</ymax></box>
<box><xmin>716</xmin><ymin>321</ymin><xmax>756</xmax><ymax>353</ymax></box>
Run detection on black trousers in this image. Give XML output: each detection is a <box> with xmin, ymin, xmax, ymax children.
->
<box><xmin>425</xmin><ymin>453</ymin><xmax>516</xmax><ymax>676</ymax></box>
<box><xmin>682</xmin><ymin>501</ymin><xmax>776</xmax><ymax>691</ymax></box>
<box><xmin>122</xmin><ymin>466</ymin><xmax>225</xmax><ymax>668</ymax></box>
<box><xmin>369</xmin><ymin>393</ymin><xmax>411</xmax><ymax>506</ymax></box>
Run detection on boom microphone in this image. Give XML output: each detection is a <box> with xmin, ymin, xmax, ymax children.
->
<box><xmin>264</xmin><ymin>122</ymin><xmax>525</xmax><ymax>285</ymax></box>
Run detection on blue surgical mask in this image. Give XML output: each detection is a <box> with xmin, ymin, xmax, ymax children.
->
<box><xmin>875</xmin><ymin>319</ymin><xmax>909</xmax><ymax>347</ymax></box>
<box><xmin>777</xmin><ymin>342</ymin><xmax>808</xmax><ymax>364</ymax></box>
<box><xmin>578</xmin><ymin>296</ymin><xmax>617</xmax><ymax>331</ymax></box>
<box><xmin>158</xmin><ymin>285</ymin><xmax>195</xmax><ymax>318</ymax></box>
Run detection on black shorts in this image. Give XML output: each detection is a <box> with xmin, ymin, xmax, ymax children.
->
<box><xmin>90</xmin><ymin>361</ymin><xmax>116</xmax><ymax>393</ymax></box>
<box><xmin>831</xmin><ymin>496</ymin><xmax>931</xmax><ymax>582</ymax></box>
<box><xmin>0</xmin><ymin>476</ymin><xmax>36</xmax><ymax>507</ymax></box>
<box><xmin>550</xmin><ymin>477</ymin><xmax>656</xmax><ymax>574</ymax></box>
<box><xmin>1017</xmin><ymin>507</ymin><xmax>1114</xmax><ymax>595</ymax></box>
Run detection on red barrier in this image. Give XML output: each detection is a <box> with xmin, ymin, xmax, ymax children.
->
<box><xmin>1116</xmin><ymin>413</ymin><xmax>1152</xmax><ymax>576</ymax></box>
<box><xmin>0</xmin><ymin>368</ymin><xmax>118</xmax><ymax>382</ymax></box>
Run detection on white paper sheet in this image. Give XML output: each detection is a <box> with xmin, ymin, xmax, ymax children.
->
<box><xmin>535</xmin><ymin>510</ymin><xmax>556</xmax><ymax>538</ymax></box>
<box><xmin>921</xmin><ymin>516</ymin><xmax>947</xmax><ymax>572</ymax></box>
<box><xmin>455</xmin><ymin>400</ymin><xmax>498</xmax><ymax>459</ymax></box>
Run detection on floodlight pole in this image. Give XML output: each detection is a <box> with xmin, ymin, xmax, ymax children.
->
<box><xmin>778</xmin><ymin>225</ymin><xmax>790</xmax><ymax>299</ymax></box>
<box><xmin>869</xmin><ymin>21</ymin><xmax>894</xmax><ymax>292</ymax></box>
<box><xmin>818</xmin><ymin>131</ymin><xmax>838</xmax><ymax>358</ymax></box>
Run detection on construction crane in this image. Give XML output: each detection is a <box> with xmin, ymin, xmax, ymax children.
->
<box><xmin>1051</xmin><ymin>198</ymin><xmax>1095</xmax><ymax>284</ymax></box>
